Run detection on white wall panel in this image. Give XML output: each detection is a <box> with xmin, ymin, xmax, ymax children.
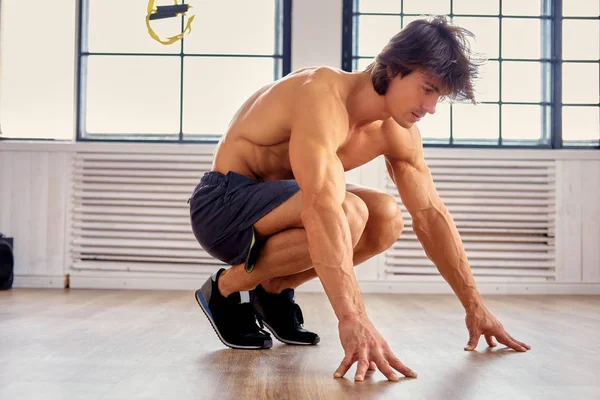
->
<box><xmin>292</xmin><ymin>0</ymin><xmax>342</xmax><ymax>70</ymax></box>
<box><xmin>556</xmin><ymin>160</ymin><xmax>583</xmax><ymax>282</ymax></box>
<box><xmin>10</xmin><ymin>151</ymin><xmax>33</xmax><ymax>275</ymax></box>
<box><xmin>0</xmin><ymin>148</ymin><xmax>71</xmax><ymax>286</ymax></box>
<box><xmin>581</xmin><ymin>161</ymin><xmax>600</xmax><ymax>283</ymax></box>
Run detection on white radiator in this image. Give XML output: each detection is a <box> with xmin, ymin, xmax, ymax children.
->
<box><xmin>68</xmin><ymin>149</ymin><xmax>559</xmax><ymax>287</ymax></box>
<box><xmin>69</xmin><ymin>150</ymin><xmax>225</xmax><ymax>283</ymax></box>
<box><xmin>3</xmin><ymin>143</ymin><xmax>596</xmax><ymax>292</ymax></box>
<box><xmin>384</xmin><ymin>157</ymin><xmax>556</xmax><ymax>282</ymax></box>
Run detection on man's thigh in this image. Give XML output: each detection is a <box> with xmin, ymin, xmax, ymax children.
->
<box><xmin>253</xmin><ymin>183</ymin><xmax>372</xmax><ymax>241</ymax></box>
<box><xmin>252</xmin><ymin>190</ymin><xmax>304</xmax><ymax>241</ymax></box>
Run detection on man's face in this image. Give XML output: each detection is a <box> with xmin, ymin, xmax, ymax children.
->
<box><xmin>384</xmin><ymin>69</ymin><xmax>445</xmax><ymax>129</ymax></box>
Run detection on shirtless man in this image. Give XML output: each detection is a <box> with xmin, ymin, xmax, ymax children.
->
<box><xmin>189</xmin><ymin>16</ymin><xmax>531</xmax><ymax>382</ymax></box>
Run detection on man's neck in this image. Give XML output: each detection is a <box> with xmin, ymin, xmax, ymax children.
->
<box><xmin>345</xmin><ymin>71</ymin><xmax>391</xmax><ymax>129</ymax></box>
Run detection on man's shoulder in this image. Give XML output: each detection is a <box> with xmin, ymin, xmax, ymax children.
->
<box><xmin>288</xmin><ymin>66</ymin><xmax>348</xmax><ymax>95</ymax></box>
<box><xmin>290</xmin><ymin>67</ymin><xmax>350</xmax><ymax>114</ymax></box>
<box><xmin>249</xmin><ymin>67</ymin><xmax>346</xmax><ymax>119</ymax></box>
<box><xmin>289</xmin><ymin>65</ymin><xmax>345</xmax><ymax>81</ymax></box>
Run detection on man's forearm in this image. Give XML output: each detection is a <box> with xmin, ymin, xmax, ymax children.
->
<box><xmin>302</xmin><ymin>204</ymin><xmax>366</xmax><ymax>321</ymax></box>
<box><xmin>411</xmin><ymin>202</ymin><xmax>483</xmax><ymax>311</ymax></box>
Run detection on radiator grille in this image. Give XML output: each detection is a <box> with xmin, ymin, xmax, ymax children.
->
<box><xmin>384</xmin><ymin>158</ymin><xmax>556</xmax><ymax>282</ymax></box>
<box><xmin>69</xmin><ymin>151</ymin><xmax>225</xmax><ymax>277</ymax></box>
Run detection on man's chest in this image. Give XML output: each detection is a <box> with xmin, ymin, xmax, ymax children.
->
<box><xmin>337</xmin><ymin>125</ymin><xmax>386</xmax><ymax>172</ymax></box>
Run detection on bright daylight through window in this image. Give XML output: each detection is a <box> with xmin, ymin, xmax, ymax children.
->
<box><xmin>343</xmin><ymin>0</ymin><xmax>599</xmax><ymax>148</ymax></box>
<box><xmin>78</xmin><ymin>0</ymin><xmax>290</xmax><ymax>142</ymax></box>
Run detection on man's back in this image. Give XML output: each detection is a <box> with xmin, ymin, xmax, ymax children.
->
<box><xmin>211</xmin><ymin>66</ymin><xmax>388</xmax><ymax>182</ymax></box>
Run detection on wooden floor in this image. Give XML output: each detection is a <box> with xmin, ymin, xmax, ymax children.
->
<box><xmin>0</xmin><ymin>289</ymin><xmax>598</xmax><ymax>400</ymax></box>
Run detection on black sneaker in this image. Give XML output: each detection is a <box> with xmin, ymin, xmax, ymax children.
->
<box><xmin>195</xmin><ymin>269</ymin><xmax>272</xmax><ymax>350</ymax></box>
<box><xmin>253</xmin><ymin>284</ymin><xmax>320</xmax><ymax>345</ymax></box>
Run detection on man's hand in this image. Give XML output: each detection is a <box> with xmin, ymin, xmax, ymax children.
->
<box><xmin>464</xmin><ymin>305</ymin><xmax>531</xmax><ymax>352</ymax></box>
<box><xmin>333</xmin><ymin>316</ymin><xmax>417</xmax><ymax>381</ymax></box>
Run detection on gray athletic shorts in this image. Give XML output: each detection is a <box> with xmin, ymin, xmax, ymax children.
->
<box><xmin>188</xmin><ymin>171</ymin><xmax>299</xmax><ymax>273</ymax></box>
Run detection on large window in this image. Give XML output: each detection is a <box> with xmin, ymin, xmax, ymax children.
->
<box><xmin>561</xmin><ymin>0</ymin><xmax>599</xmax><ymax>147</ymax></box>
<box><xmin>342</xmin><ymin>0</ymin><xmax>599</xmax><ymax>148</ymax></box>
<box><xmin>77</xmin><ymin>0</ymin><xmax>291</xmax><ymax>142</ymax></box>
<box><xmin>0</xmin><ymin>0</ymin><xmax>77</xmax><ymax>141</ymax></box>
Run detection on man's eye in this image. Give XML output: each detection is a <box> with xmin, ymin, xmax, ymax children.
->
<box><xmin>423</xmin><ymin>87</ymin><xmax>433</xmax><ymax>94</ymax></box>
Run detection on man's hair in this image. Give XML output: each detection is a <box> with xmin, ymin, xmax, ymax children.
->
<box><xmin>364</xmin><ymin>16</ymin><xmax>482</xmax><ymax>103</ymax></box>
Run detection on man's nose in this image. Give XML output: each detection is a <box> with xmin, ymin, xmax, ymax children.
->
<box><xmin>423</xmin><ymin>100</ymin><xmax>437</xmax><ymax>115</ymax></box>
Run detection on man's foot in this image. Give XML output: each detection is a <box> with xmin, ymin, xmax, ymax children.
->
<box><xmin>253</xmin><ymin>284</ymin><xmax>320</xmax><ymax>345</ymax></box>
<box><xmin>195</xmin><ymin>269</ymin><xmax>272</xmax><ymax>349</ymax></box>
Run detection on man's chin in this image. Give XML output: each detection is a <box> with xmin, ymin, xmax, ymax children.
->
<box><xmin>395</xmin><ymin>120</ymin><xmax>414</xmax><ymax>129</ymax></box>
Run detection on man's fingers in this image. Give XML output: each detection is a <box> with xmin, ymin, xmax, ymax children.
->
<box><xmin>334</xmin><ymin>355</ymin><xmax>354</xmax><ymax>379</ymax></box>
<box><xmin>354</xmin><ymin>359</ymin><xmax>370</xmax><ymax>381</ymax></box>
<box><xmin>519</xmin><ymin>341</ymin><xmax>531</xmax><ymax>350</ymax></box>
<box><xmin>464</xmin><ymin>333</ymin><xmax>480</xmax><ymax>351</ymax></box>
<box><xmin>374</xmin><ymin>357</ymin><xmax>399</xmax><ymax>382</ymax></box>
<box><xmin>485</xmin><ymin>334</ymin><xmax>496</xmax><ymax>347</ymax></box>
<box><xmin>508</xmin><ymin>333</ymin><xmax>531</xmax><ymax>350</ymax></box>
<box><xmin>368</xmin><ymin>361</ymin><xmax>377</xmax><ymax>371</ymax></box>
<box><xmin>497</xmin><ymin>333</ymin><xmax>527</xmax><ymax>352</ymax></box>
<box><xmin>388</xmin><ymin>354</ymin><xmax>417</xmax><ymax>378</ymax></box>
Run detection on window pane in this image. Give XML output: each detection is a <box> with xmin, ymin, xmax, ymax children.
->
<box><xmin>474</xmin><ymin>61</ymin><xmax>499</xmax><ymax>102</ymax></box>
<box><xmin>562</xmin><ymin>63</ymin><xmax>600</xmax><ymax>104</ymax></box>
<box><xmin>182</xmin><ymin>57</ymin><xmax>274</xmax><ymax>135</ymax></box>
<box><xmin>357</xmin><ymin>15</ymin><xmax>401</xmax><ymax>56</ymax></box>
<box><xmin>563</xmin><ymin>107</ymin><xmax>600</xmax><ymax>142</ymax></box>
<box><xmin>453</xmin><ymin>17</ymin><xmax>499</xmax><ymax>60</ymax></box>
<box><xmin>356</xmin><ymin>57</ymin><xmax>375</xmax><ymax>71</ymax></box>
<box><xmin>402</xmin><ymin>15</ymin><xmax>423</xmax><ymax>28</ymax></box>
<box><xmin>403</xmin><ymin>0</ymin><xmax>450</xmax><ymax>15</ymax></box>
<box><xmin>184</xmin><ymin>1</ymin><xmax>275</xmax><ymax>55</ymax></box>
<box><xmin>501</xmin><ymin>105</ymin><xmax>542</xmax><ymax>141</ymax></box>
<box><xmin>87</xmin><ymin>0</ymin><xmax>179</xmax><ymax>54</ymax></box>
<box><xmin>502</xmin><ymin>0</ymin><xmax>542</xmax><ymax>16</ymax></box>
<box><xmin>85</xmin><ymin>56</ymin><xmax>180</xmax><ymax>134</ymax></box>
<box><xmin>502</xmin><ymin>18</ymin><xmax>541</xmax><ymax>59</ymax></box>
<box><xmin>452</xmin><ymin>104</ymin><xmax>499</xmax><ymax>142</ymax></box>
<box><xmin>0</xmin><ymin>0</ymin><xmax>75</xmax><ymax>140</ymax></box>
<box><xmin>562</xmin><ymin>21</ymin><xmax>600</xmax><ymax>61</ymax></box>
<box><xmin>418</xmin><ymin>102</ymin><xmax>451</xmax><ymax>141</ymax></box>
<box><xmin>563</xmin><ymin>0</ymin><xmax>600</xmax><ymax>17</ymax></box>
<box><xmin>452</xmin><ymin>0</ymin><xmax>498</xmax><ymax>16</ymax></box>
<box><xmin>502</xmin><ymin>62</ymin><xmax>542</xmax><ymax>102</ymax></box>
<box><xmin>358</xmin><ymin>0</ymin><xmax>401</xmax><ymax>14</ymax></box>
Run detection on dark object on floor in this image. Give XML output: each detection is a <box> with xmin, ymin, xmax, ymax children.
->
<box><xmin>0</xmin><ymin>233</ymin><xmax>14</xmax><ymax>290</ymax></box>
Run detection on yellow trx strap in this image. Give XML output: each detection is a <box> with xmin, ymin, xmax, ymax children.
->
<box><xmin>145</xmin><ymin>0</ymin><xmax>196</xmax><ymax>45</ymax></box>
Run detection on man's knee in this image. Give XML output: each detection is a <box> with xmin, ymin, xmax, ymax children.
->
<box><xmin>342</xmin><ymin>192</ymin><xmax>369</xmax><ymax>247</ymax></box>
<box><xmin>369</xmin><ymin>194</ymin><xmax>404</xmax><ymax>253</ymax></box>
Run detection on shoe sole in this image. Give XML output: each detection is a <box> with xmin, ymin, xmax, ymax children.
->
<box><xmin>195</xmin><ymin>286</ymin><xmax>272</xmax><ymax>350</ymax></box>
<box><xmin>260</xmin><ymin>320</ymin><xmax>320</xmax><ymax>346</ymax></box>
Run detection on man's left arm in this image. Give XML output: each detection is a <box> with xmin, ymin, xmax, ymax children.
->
<box><xmin>385</xmin><ymin>151</ymin><xmax>482</xmax><ymax>312</ymax></box>
<box><xmin>384</xmin><ymin>124</ymin><xmax>530</xmax><ymax>352</ymax></box>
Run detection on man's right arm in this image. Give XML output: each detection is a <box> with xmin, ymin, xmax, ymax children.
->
<box><xmin>289</xmin><ymin>75</ymin><xmax>417</xmax><ymax>381</ymax></box>
<box><xmin>289</xmin><ymin>78</ymin><xmax>364</xmax><ymax>322</ymax></box>
<box><xmin>289</xmin><ymin>77</ymin><xmax>417</xmax><ymax>382</ymax></box>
